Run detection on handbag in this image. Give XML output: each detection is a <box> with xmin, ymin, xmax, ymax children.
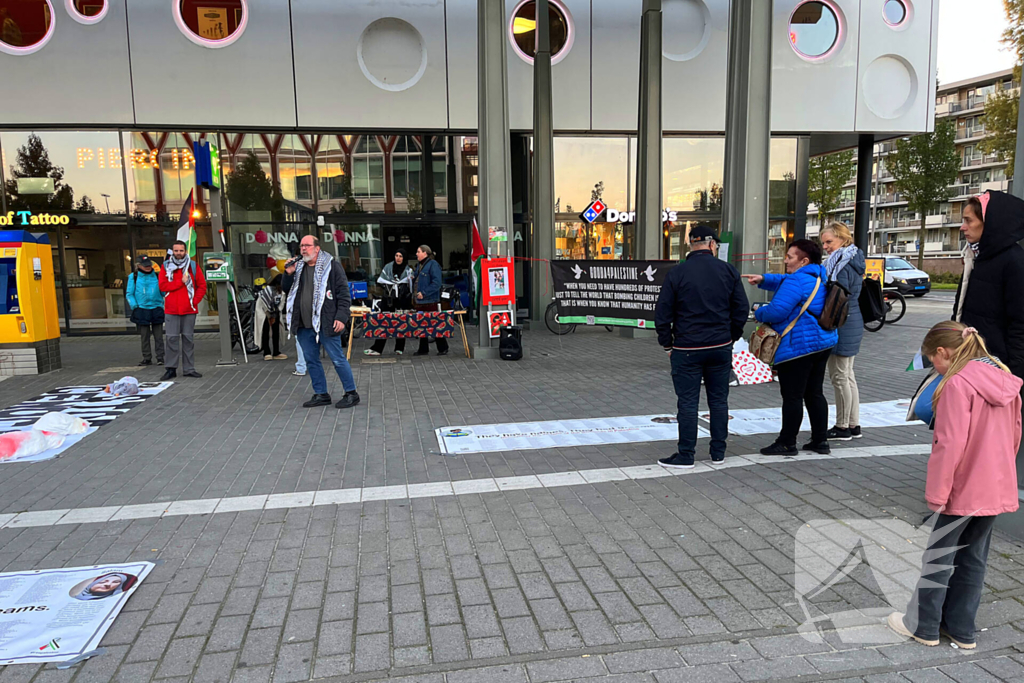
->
<box><xmin>749</xmin><ymin>277</ymin><xmax>821</xmax><ymax>366</ymax></box>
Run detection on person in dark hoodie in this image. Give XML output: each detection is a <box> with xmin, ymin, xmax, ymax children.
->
<box><xmin>954</xmin><ymin>190</ymin><xmax>1024</xmax><ymax>382</ymax></box>
<box><xmin>365</xmin><ymin>249</ymin><xmax>413</xmax><ymax>356</ymax></box>
<box><xmin>820</xmin><ymin>222</ymin><xmax>865</xmax><ymax>441</ymax></box>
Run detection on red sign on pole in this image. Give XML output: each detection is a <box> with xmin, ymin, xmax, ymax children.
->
<box><xmin>481</xmin><ymin>257</ymin><xmax>515</xmax><ymax>306</ymax></box>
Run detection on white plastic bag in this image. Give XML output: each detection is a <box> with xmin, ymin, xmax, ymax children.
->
<box><xmin>33</xmin><ymin>412</ymin><xmax>90</xmax><ymax>435</ymax></box>
<box><xmin>0</xmin><ymin>430</ymin><xmax>65</xmax><ymax>461</ymax></box>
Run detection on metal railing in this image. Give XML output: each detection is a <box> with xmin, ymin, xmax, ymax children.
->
<box><xmin>956</xmin><ymin>127</ymin><xmax>987</xmax><ymax>140</ymax></box>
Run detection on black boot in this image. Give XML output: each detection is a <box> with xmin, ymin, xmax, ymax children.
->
<box><xmin>760</xmin><ymin>441</ymin><xmax>797</xmax><ymax>456</ymax></box>
<box><xmin>335</xmin><ymin>391</ymin><xmax>360</xmax><ymax>409</ymax></box>
<box><xmin>303</xmin><ymin>393</ymin><xmax>333</xmax><ymax>408</ymax></box>
<box><xmin>160</xmin><ymin>369</ymin><xmax>176</xmax><ymax>381</ymax></box>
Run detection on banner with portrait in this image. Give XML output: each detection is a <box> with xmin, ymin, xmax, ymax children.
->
<box><xmin>0</xmin><ymin>562</ymin><xmax>153</xmax><ymax>665</ymax></box>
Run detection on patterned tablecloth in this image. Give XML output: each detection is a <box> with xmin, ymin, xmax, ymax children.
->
<box><xmin>363</xmin><ymin>311</ymin><xmax>455</xmax><ymax>339</ymax></box>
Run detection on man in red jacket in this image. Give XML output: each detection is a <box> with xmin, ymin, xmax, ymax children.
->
<box><xmin>159</xmin><ymin>240</ymin><xmax>207</xmax><ymax>380</ymax></box>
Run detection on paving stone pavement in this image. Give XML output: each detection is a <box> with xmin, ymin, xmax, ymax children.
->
<box><xmin>1</xmin><ymin>293</ymin><xmax>1024</xmax><ymax>682</ymax></box>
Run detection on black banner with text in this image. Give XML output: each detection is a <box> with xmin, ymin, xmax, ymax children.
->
<box><xmin>549</xmin><ymin>260</ymin><xmax>671</xmax><ymax>328</ymax></box>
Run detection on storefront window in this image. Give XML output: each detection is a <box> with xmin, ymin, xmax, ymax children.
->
<box><xmin>554</xmin><ymin>137</ymin><xmax>628</xmax><ymax>218</ymax></box>
<box><xmin>320</xmin><ymin>222</ymin><xmax>381</xmax><ymax>283</ymax></box>
<box><xmin>663</xmin><ymin>137</ymin><xmax>725</xmax><ymax>212</ymax></box>
<box><xmin>767</xmin><ymin>138</ymin><xmax>798</xmax><ymax>273</ymax></box>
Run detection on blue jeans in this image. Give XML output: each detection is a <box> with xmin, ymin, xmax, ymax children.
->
<box><xmin>904</xmin><ymin>514</ymin><xmax>995</xmax><ymax>644</ymax></box>
<box><xmin>294</xmin><ymin>336</ymin><xmax>306</xmax><ymax>374</ymax></box>
<box><xmin>670</xmin><ymin>345</ymin><xmax>732</xmax><ymax>459</ymax></box>
<box><xmin>296</xmin><ymin>327</ymin><xmax>356</xmax><ymax>395</ymax></box>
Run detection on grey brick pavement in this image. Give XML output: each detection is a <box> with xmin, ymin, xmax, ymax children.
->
<box><xmin>0</xmin><ymin>294</ymin><xmax>1023</xmax><ymax>681</ymax></box>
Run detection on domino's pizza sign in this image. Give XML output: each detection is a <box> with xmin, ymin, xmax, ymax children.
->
<box><xmin>581</xmin><ymin>200</ymin><xmax>606</xmax><ymax>224</ymax></box>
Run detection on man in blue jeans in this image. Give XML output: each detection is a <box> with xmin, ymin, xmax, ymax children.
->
<box><xmin>654</xmin><ymin>226</ymin><xmax>749</xmax><ymax>467</ymax></box>
<box><xmin>283</xmin><ymin>236</ymin><xmax>360</xmax><ymax>409</ymax></box>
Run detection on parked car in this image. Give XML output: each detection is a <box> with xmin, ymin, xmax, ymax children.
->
<box><xmin>884</xmin><ymin>257</ymin><xmax>931</xmax><ymax>296</ymax></box>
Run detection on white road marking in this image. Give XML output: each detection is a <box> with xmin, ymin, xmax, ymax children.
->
<box><xmin>0</xmin><ymin>444</ymin><xmax>932</xmax><ymax>530</ymax></box>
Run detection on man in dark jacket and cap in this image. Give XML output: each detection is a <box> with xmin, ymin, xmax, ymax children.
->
<box><xmin>954</xmin><ymin>190</ymin><xmax>1024</xmax><ymax>380</ymax></box>
<box><xmin>654</xmin><ymin>225</ymin><xmax>749</xmax><ymax>469</ymax></box>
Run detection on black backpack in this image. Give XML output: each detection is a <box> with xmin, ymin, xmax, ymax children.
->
<box><xmin>499</xmin><ymin>325</ymin><xmax>523</xmax><ymax>361</ymax></box>
<box><xmin>859</xmin><ymin>277</ymin><xmax>885</xmax><ymax>323</ymax></box>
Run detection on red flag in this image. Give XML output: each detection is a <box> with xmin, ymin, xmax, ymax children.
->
<box><xmin>471</xmin><ymin>218</ymin><xmax>486</xmax><ymax>262</ymax></box>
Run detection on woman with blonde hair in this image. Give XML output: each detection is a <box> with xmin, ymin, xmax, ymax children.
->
<box><xmin>820</xmin><ymin>222</ymin><xmax>865</xmax><ymax>440</ymax></box>
<box><xmin>889</xmin><ymin>321</ymin><xmax>1021</xmax><ymax>649</ymax></box>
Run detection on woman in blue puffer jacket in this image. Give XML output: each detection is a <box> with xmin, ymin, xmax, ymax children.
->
<box><xmin>744</xmin><ymin>239</ymin><xmax>838</xmax><ymax>457</ymax></box>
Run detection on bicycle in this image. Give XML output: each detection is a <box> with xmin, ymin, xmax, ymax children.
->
<box><xmin>544</xmin><ymin>301</ymin><xmax>615</xmax><ymax>335</ymax></box>
<box><xmin>863</xmin><ymin>288</ymin><xmax>907</xmax><ymax>332</ymax></box>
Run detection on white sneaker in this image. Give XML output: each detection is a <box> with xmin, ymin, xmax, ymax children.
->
<box><xmin>364</xmin><ymin>349</ymin><xmax>381</xmax><ymax>356</ymax></box>
<box><xmin>886</xmin><ymin>613</ymin><xmax>938</xmax><ymax>646</ymax></box>
<box><xmin>292</xmin><ymin>370</ymin><xmax>306</xmax><ymax>376</ymax></box>
<box><xmin>264</xmin><ymin>355</ymin><xmax>273</xmax><ymax>361</ymax></box>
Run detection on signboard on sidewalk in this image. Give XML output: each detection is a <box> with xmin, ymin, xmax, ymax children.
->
<box><xmin>550</xmin><ymin>260</ymin><xmax>669</xmax><ymax>328</ymax></box>
<box><xmin>0</xmin><ymin>562</ymin><xmax>153</xmax><ymax>665</ymax></box>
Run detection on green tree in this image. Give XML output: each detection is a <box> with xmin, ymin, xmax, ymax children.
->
<box><xmin>888</xmin><ymin>119</ymin><xmax>961</xmax><ymax>269</ymax></box>
<box><xmin>4</xmin><ymin>133</ymin><xmax>75</xmax><ymax>212</ymax></box>
<box><xmin>807</xmin><ymin>150</ymin><xmax>856</xmax><ymax>226</ymax></box>
<box><xmin>979</xmin><ymin>1</ymin><xmax>1023</xmax><ymax>176</ymax></box>
<box><xmin>981</xmin><ymin>90</ymin><xmax>1018</xmax><ymax>178</ymax></box>
<box><xmin>225</xmin><ymin>151</ymin><xmax>274</xmax><ymax>211</ymax></box>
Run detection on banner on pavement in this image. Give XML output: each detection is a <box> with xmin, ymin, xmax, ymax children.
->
<box><xmin>0</xmin><ymin>383</ymin><xmax>172</xmax><ymax>464</ymax></box>
<box><xmin>436</xmin><ymin>415</ymin><xmax>708</xmax><ymax>455</ymax></box>
<box><xmin>437</xmin><ymin>400</ymin><xmax>911</xmax><ymax>455</ymax></box>
<box><xmin>549</xmin><ymin>260</ymin><xmax>670</xmax><ymax>328</ymax></box>
<box><xmin>0</xmin><ymin>383</ymin><xmax>172</xmax><ymax>430</ymax></box>
<box><xmin>0</xmin><ymin>562</ymin><xmax>153</xmax><ymax>665</ymax></box>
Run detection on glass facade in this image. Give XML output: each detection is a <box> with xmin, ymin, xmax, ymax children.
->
<box><xmin>1</xmin><ymin>130</ymin><xmax>481</xmax><ymax>333</ymax></box>
<box><xmin>2</xmin><ymin>129</ymin><xmax>799</xmax><ymax>332</ymax></box>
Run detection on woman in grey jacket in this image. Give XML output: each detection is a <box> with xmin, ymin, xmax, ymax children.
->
<box><xmin>821</xmin><ymin>222</ymin><xmax>865</xmax><ymax>440</ymax></box>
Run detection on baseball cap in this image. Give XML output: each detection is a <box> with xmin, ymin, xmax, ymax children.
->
<box><xmin>136</xmin><ymin>256</ymin><xmax>153</xmax><ymax>268</ymax></box>
<box><xmin>689</xmin><ymin>225</ymin><xmax>718</xmax><ymax>243</ymax></box>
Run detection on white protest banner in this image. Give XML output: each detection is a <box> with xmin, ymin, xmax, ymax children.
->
<box><xmin>700</xmin><ymin>399</ymin><xmax>912</xmax><ymax>435</ymax></box>
<box><xmin>440</xmin><ymin>401</ymin><xmax>912</xmax><ymax>454</ymax></box>
<box><xmin>0</xmin><ymin>383</ymin><xmax>172</xmax><ymax>464</ymax></box>
<box><xmin>0</xmin><ymin>562</ymin><xmax>153</xmax><ymax>665</ymax></box>
<box><xmin>436</xmin><ymin>415</ymin><xmax>709</xmax><ymax>455</ymax></box>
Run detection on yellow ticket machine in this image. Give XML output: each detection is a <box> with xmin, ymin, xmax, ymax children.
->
<box><xmin>0</xmin><ymin>230</ymin><xmax>60</xmax><ymax>375</ymax></box>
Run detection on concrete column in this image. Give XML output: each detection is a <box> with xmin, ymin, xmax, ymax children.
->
<box><xmin>421</xmin><ymin>135</ymin><xmax>436</xmax><ymax>214</ymax></box>
<box><xmin>793</xmin><ymin>136</ymin><xmax>810</xmax><ymax>240</ymax></box>
<box><xmin>476</xmin><ymin>0</ymin><xmax>513</xmax><ymax>357</ymax></box>
<box><xmin>722</xmin><ymin>0</ymin><xmax>772</xmax><ymax>296</ymax></box>
<box><xmin>853</xmin><ymin>134</ymin><xmax>873</xmax><ymax>251</ymax></box>
<box><xmin>635</xmin><ymin>0</ymin><xmax>663</xmax><ymax>260</ymax></box>
<box><xmin>531</xmin><ymin>0</ymin><xmax>555</xmax><ymax>321</ymax></box>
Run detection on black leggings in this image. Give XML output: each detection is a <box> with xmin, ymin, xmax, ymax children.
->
<box><xmin>775</xmin><ymin>349</ymin><xmax>831</xmax><ymax>446</ymax></box>
<box><xmin>261</xmin><ymin>320</ymin><xmax>280</xmax><ymax>356</ymax></box>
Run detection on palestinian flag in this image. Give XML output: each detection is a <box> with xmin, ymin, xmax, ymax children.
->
<box><xmin>470</xmin><ymin>218</ymin><xmax>486</xmax><ymax>310</ymax></box>
<box><xmin>906</xmin><ymin>351</ymin><xmax>932</xmax><ymax>371</ymax></box>
<box><xmin>175</xmin><ymin>190</ymin><xmax>197</xmax><ymax>258</ymax></box>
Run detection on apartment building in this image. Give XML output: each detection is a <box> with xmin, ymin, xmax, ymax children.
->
<box><xmin>810</xmin><ymin>68</ymin><xmax>1019</xmax><ymax>257</ymax></box>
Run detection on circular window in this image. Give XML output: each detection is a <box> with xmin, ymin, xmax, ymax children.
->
<box><xmin>509</xmin><ymin>0</ymin><xmax>573</xmax><ymax>65</ymax></box>
<box><xmin>174</xmin><ymin>0</ymin><xmax>247</xmax><ymax>48</ymax></box>
<box><xmin>0</xmin><ymin>0</ymin><xmax>55</xmax><ymax>55</ymax></box>
<box><xmin>66</xmin><ymin>0</ymin><xmax>107</xmax><ymax>25</ymax></box>
<box><xmin>883</xmin><ymin>0</ymin><xmax>908</xmax><ymax>27</ymax></box>
<box><xmin>789</xmin><ymin>1</ymin><xmax>840</xmax><ymax>60</ymax></box>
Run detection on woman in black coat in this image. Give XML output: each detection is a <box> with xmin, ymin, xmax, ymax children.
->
<box><xmin>955</xmin><ymin>191</ymin><xmax>1024</xmax><ymax>381</ymax></box>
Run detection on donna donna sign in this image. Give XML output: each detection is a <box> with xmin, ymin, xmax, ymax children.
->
<box><xmin>245</xmin><ymin>227</ymin><xmax>376</xmax><ymax>245</ymax></box>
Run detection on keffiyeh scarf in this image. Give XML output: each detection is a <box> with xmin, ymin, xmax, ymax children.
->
<box><xmin>286</xmin><ymin>250</ymin><xmax>333</xmax><ymax>342</ymax></box>
<box><xmin>164</xmin><ymin>253</ymin><xmax>195</xmax><ymax>311</ymax></box>
<box><xmin>825</xmin><ymin>244</ymin><xmax>859</xmax><ymax>281</ymax></box>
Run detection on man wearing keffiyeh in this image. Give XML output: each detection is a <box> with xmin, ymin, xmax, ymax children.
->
<box><xmin>159</xmin><ymin>240</ymin><xmax>207</xmax><ymax>380</ymax></box>
<box><xmin>283</xmin><ymin>235</ymin><xmax>360</xmax><ymax>410</ymax></box>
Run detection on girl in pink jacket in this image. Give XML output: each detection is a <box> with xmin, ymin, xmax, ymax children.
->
<box><xmin>889</xmin><ymin>321</ymin><xmax>1022</xmax><ymax>649</ymax></box>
